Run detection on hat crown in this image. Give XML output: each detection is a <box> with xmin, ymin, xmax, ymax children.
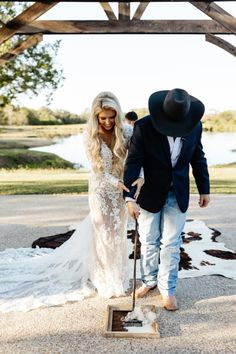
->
<box><xmin>163</xmin><ymin>88</ymin><xmax>191</xmax><ymax>121</ymax></box>
<box><xmin>148</xmin><ymin>88</ymin><xmax>204</xmax><ymax>137</ymax></box>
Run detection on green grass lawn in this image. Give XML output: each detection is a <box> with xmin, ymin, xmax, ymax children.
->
<box><xmin>191</xmin><ymin>166</ymin><xmax>236</xmax><ymax>194</ymax></box>
<box><xmin>0</xmin><ymin>125</ymin><xmax>84</xmax><ymax>169</ymax></box>
<box><xmin>0</xmin><ymin>149</ymin><xmax>74</xmax><ymax>169</ymax></box>
<box><xmin>0</xmin><ymin>125</ymin><xmax>235</xmax><ymax>195</ymax></box>
<box><xmin>0</xmin><ymin>169</ymin><xmax>88</xmax><ymax>194</ymax></box>
<box><xmin>0</xmin><ymin>167</ymin><xmax>235</xmax><ymax>195</ymax></box>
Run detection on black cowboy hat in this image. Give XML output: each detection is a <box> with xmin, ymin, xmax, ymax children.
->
<box><xmin>148</xmin><ymin>88</ymin><xmax>205</xmax><ymax>137</ymax></box>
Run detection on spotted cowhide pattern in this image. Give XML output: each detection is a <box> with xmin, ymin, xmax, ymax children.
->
<box><xmin>127</xmin><ymin>219</ymin><xmax>236</xmax><ymax>281</ymax></box>
<box><xmin>32</xmin><ymin>219</ymin><xmax>236</xmax><ymax>281</ymax></box>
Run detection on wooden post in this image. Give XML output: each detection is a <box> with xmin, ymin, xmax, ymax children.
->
<box><xmin>118</xmin><ymin>3</ymin><xmax>130</xmax><ymax>20</ymax></box>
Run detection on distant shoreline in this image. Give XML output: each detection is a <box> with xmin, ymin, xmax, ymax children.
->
<box><xmin>0</xmin><ymin>125</ymin><xmax>235</xmax><ymax>195</ymax></box>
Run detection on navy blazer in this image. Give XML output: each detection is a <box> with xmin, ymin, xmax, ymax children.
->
<box><xmin>123</xmin><ymin>115</ymin><xmax>210</xmax><ymax>213</ymax></box>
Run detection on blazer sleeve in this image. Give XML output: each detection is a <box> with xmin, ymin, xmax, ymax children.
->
<box><xmin>123</xmin><ymin>123</ymin><xmax>145</xmax><ymax>199</ymax></box>
<box><xmin>190</xmin><ymin>123</ymin><xmax>210</xmax><ymax>195</ymax></box>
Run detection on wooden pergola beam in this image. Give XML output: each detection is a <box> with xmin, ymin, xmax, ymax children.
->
<box><xmin>21</xmin><ymin>0</ymin><xmax>236</xmax><ymax>1</ymax></box>
<box><xmin>132</xmin><ymin>2</ymin><xmax>149</xmax><ymax>20</ymax></box>
<box><xmin>118</xmin><ymin>3</ymin><xmax>130</xmax><ymax>20</ymax></box>
<box><xmin>99</xmin><ymin>3</ymin><xmax>117</xmax><ymax>21</ymax></box>
<box><xmin>15</xmin><ymin>20</ymin><xmax>232</xmax><ymax>35</ymax></box>
<box><xmin>0</xmin><ymin>1</ymin><xmax>58</xmax><ymax>46</ymax></box>
<box><xmin>206</xmin><ymin>33</ymin><xmax>236</xmax><ymax>57</ymax></box>
<box><xmin>0</xmin><ymin>34</ymin><xmax>43</xmax><ymax>66</ymax></box>
<box><xmin>190</xmin><ymin>2</ymin><xmax>236</xmax><ymax>35</ymax></box>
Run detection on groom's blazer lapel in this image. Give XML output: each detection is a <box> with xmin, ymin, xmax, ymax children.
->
<box><xmin>160</xmin><ymin>133</ymin><xmax>172</xmax><ymax>167</ymax></box>
<box><xmin>175</xmin><ymin>134</ymin><xmax>193</xmax><ymax>167</ymax></box>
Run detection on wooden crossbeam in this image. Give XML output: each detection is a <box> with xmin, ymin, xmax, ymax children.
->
<box><xmin>132</xmin><ymin>2</ymin><xmax>149</xmax><ymax>20</ymax></box>
<box><xmin>0</xmin><ymin>2</ymin><xmax>58</xmax><ymax>46</ymax></box>
<box><xmin>206</xmin><ymin>33</ymin><xmax>236</xmax><ymax>57</ymax></box>
<box><xmin>100</xmin><ymin>3</ymin><xmax>117</xmax><ymax>20</ymax></box>
<box><xmin>16</xmin><ymin>20</ymin><xmax>232</xmax><ymax>35</ymax></box>
<box><xmin>206</xmin><ymin>3</ymin><xmax>235</xmax><ymax>17</ymax></box>
<box><xmin>191</xmin><ymin>2</ymin><xmax>236</xmax><ymax>34</ymax></box>
<box><xmin>0</xmin><ymin>34</ymin><xmax>43</xmax><ymax>66</ymax></box>
<box><xmin>118</xmin><ymin>3</ymin><xmax>130</xmax><ymax>20</ymax></box>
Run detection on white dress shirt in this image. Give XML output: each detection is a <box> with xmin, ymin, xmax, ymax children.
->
<box><xmin>126</xmin><ymin>136</ymin><xmax>183</xmax><ymax>202</ymax></box>
<box><xmin>167</xmin><ymin>136</ymin><xmax>183</xmax><ymax>167</ymax></box>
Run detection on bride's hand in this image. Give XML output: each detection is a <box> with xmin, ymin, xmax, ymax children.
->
<box><xmin>127</xmin><ymin>201</ymin><xmax>140</xmax><ymax>219</ymax></box>
<box><xmin>117</xmin><ymin>181</ymin><xmax>130</xmax><ymax>193</ymax></box>
<box><xmin>132</xmin><ymin>177</ymin><xmax>145</xmax><ymax>200</ymax></box>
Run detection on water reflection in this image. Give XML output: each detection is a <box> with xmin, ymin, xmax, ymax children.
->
<box><xmin>31</xmin><ymin>132</ymin><xmax>236</xmax><ymax>169</ymax></box>
<box><xmin>202</xmin><ymin>132</ymin><xmax>236</xmax><ymax>166</ymax></box>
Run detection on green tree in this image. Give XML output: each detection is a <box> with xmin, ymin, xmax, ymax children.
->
<box><xmin>131</xmin><ymin>107</ymin><xmax>148</xmax><ymax>118</ymax></box>
<box><xmin>54</xmin><ymin>109</ymin><xmax>87</xmax><ymax>124</ymax></box>
<box><xmin>203</xmin><ymin>110</ymin><xmax>236</xmax><ymax>132</ymax></box>
<box><xmin>0</xmin><ymin>2</ymin><xmax>64</xmax><ymax>105</ymax></box>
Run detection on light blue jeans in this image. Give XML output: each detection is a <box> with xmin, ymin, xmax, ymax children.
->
<box><xmin>138</xmin><ymin>189</ymin><xmax>186</xmax><ymax>296</ymax></box>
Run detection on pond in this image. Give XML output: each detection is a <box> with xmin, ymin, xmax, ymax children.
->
<box><xmin>31</xmin><ymin>132</ymin><xmax>236</xmax><ymax>169</ymax></box>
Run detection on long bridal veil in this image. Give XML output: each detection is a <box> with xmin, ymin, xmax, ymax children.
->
<box><xmin>0</xmin><ymin>215</ymin><xmax>96</xmax><ymax>313</ymax></box>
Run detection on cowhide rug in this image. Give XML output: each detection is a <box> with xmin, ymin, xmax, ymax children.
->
<box><xmin>127</xmin><ymin>219</ymin><xmax>236</xmax><ymax>281</ymax></box>
<box><xmin>32</xmin><ymin>219</ymin><xmax>236</xmax><ymax>281</ymax></box>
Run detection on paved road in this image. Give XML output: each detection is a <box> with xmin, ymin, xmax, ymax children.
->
<box><xmin>0</xmin><ymin>194</ymin><xmax>235</xmax><ymax>354</ymax></box>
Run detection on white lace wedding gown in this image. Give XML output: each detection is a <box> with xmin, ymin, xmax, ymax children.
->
<box><xmin>0</xmin><ymin>124</ymin><xmax>133</xmax><ymax>313</ymax></box>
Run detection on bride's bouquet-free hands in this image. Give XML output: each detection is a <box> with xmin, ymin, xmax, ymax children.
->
<box><xmin>117</xmin><ymin>177</ymin><xmax>144</xmax><ymax>197</ymax></box>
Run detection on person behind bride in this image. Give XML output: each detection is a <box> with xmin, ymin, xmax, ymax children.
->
<box><xmin>0</xmin><ymin>91</ymin><xmax>143</xmax><ymax>312</ymax></box>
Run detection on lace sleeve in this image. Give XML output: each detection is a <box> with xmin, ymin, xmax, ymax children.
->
<box><xmin>104</xmin><ymin>173</ymin><xmax>119</xmax><ymax>187</ymax></box>
<box><xmin>122</xmin><ymin>123</ymin><xmax>133</xmax><ymax>149</ymax></box>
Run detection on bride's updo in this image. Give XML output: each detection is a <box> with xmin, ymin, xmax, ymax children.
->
<box><xmin>87</xmin><ymin>91</ymin><xmax>126</xmax><ymax>177</ymax></box>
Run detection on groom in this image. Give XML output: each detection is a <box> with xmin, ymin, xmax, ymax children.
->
<box><xmin>124</xmin><ymin>88</ymin><xmax>210</xmax><ymax>311</ymax></box>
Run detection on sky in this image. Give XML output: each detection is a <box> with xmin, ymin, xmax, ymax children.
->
<box><xmin>20</xmin><ymin>2</ymin><xmax>236</xmax><ymax>115</ymax></box>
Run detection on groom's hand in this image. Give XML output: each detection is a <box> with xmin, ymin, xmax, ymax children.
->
<box><xmin>127</xmin><ymin>201</ymin><xmax>140</xmax><ymax>219</ymax></box>
<box><xmin>198</xmin><ymin>194</ymin><xmax>210</xmax><ymax>208</ymax></box>
<box><xmin>132</xmin><ymin>177</ymin><xmax>144</xmax><ymax>200</ymax></box>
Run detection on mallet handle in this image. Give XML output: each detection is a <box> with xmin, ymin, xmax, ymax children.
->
<box><xmin>132</xmin><ymin>219</ymin><xmax>138</xmax><ymax>311</ymax></box>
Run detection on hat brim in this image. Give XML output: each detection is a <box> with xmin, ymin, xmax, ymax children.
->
<box><xmin>148</xmin><ymin>90</ymin><xmax>205</xmax><ymax>137</ymax></box>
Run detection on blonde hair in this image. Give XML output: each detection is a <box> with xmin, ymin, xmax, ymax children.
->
<box><xmin>86</xmin><ymin>91</ymin><xmax>126</xmax><ymax>177</ymax></box>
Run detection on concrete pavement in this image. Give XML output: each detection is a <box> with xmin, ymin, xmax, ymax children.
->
<box><xmin>0</xmin><ymin>194</ymin><xmax>235</xmax><ymax>354</ymax></box>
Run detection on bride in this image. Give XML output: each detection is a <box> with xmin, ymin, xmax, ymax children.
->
<box><xmin>0</xmin><ymin>92</ymin><xmax>144</xmax><ymax>312</ymax></box>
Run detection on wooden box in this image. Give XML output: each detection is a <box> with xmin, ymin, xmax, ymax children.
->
<box><xmin>104</xmin><ymin>305</ymin><xmax>160</xmax><ymax>338</ymax></box>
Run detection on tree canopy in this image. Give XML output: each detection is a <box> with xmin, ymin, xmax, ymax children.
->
<box><xmin>0</xmin><ymin>103</ymin><xmax>88</xmax><ymax>125</ymax></box>
<box><xmin>0</xmin><ymin>2</ymin><xmax>64</xmax><ymax>105</ymax></box>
